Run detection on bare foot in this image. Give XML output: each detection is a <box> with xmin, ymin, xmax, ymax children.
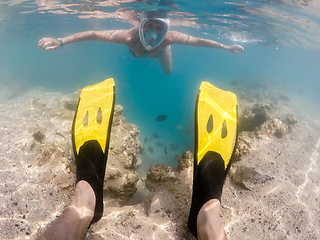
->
<box><xmin>197</xmin><ymin>199</ymin><xmax>225</xmax><ymax>240</ymax></box>
<box><xmin>68</xmin><ymin>180</ymin><xmax>96</xmax><ymax>220</ymax></box>
<box><xmin>37</xmin><ymin>181</ymin><xmax>96</xmax><ymax>240</ymax></box>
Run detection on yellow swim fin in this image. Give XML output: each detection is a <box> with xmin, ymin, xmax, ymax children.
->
<box><xmin>195</xmin><ymin>81</ymin><xmax>238</xmax><ymax>169</ymax></box>
<box><xmin>72</xmin><ymin>78</ymin><xmax>115</xmax><ymax>224</ymax></box>
<box><xmin>73</xmin><ymin>78</ymin><xmax>115</xmax><ymax>156</ymax></box>
<box><xmin>188</xmin><ymin>81</ymin><xmax>238</xmax><ymax>238</ymax></box>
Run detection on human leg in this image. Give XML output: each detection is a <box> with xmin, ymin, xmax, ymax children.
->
<box><xmin>37</xmin><ymin>180</ymin><xmax>95</xmax><ymax>240</ymax></box>
<box><xmin>39</xmin><ymin>139</ymin><xmax>107</xmax><ymax>239</ymax></box>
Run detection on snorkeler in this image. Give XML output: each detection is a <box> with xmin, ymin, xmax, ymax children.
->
<box><xmin>38</xmin><ymin>11</ymin><xmax>244</xmax><ymax>75</ymax></box>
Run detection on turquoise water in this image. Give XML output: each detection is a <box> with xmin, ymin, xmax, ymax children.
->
<box><xmin>1</xmin><ymin>0</ymin><xmax>320</xmax><ymax>169</ymax></box>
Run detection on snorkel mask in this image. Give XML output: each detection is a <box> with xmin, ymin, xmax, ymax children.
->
<box><xmin>139</xmin><ymin>11</ymin><xmax>170</xmax><ymax>51</ymax></box>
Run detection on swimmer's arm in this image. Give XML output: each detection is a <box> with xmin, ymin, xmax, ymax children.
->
<box><xmin>165</xmin><ymin>31</ymin><xmax>244</xmax><ymax>53</ymax></box>
<box><xmin>38</xmin><ymin>29</ymin><xmax>134</xmax><ymax>50</ymax></box>
<box><xmin>61</xmin><ymin>30</ymin><xmax>130</xmax><ymax>44</ymax></box>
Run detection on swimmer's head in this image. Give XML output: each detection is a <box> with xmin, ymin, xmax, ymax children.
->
<box><xmin>139</xmin><ymin>10</ymin><xmax>170</xmax><ymax>51</ymax></box>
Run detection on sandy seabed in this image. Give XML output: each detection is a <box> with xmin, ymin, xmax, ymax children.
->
<box><xmin>0</xmin><ymin>81</ymin><xmax>319</xmax><ymax>240</ymax></box>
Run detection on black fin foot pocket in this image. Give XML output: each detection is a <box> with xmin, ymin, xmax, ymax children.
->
<box><xmin>76</xmin><ymin>140</ymin><xmax>106</xmax><ymax>224</ymax></box>
<box><xmin>187</xmin><ymin>151</ymin><xmax>226</xmax><ymax>238</ymax></box>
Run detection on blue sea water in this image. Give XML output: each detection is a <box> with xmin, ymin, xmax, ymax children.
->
<box><xmin>0</xmin><ymin>0</ymin><xmax>320</xmax><ymax>170</ymax></box>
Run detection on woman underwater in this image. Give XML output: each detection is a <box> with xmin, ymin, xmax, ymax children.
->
<box><xmin>38</xmin><ymin>11</ymin><xmax>244</xmax><ymax>75</ymax></box>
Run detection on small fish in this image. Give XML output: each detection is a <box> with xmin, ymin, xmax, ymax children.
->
<box><xmin>144</xmin><ymin>137</ymin><xmax>148</xmax><ymax>143</ymax></box>
<box><xmin>279</xmin><ymin>95</ymin><xmax>289</xmax><ymax>101</ymax></box>
<box><xmin>164</xmin><ymin>147</ymin><xmax>168</xmax><ymax>155</ymax></box>
<box><xmin>156</xmin><ymin>115</ymin><xmax>167</xmax><ymax>122</ymax></box>
<box><xmin>152</xmin><ymin>133</ymin><xmax>160</xmax><ymax>139</ymax></box>
<box><xmin>155</xmin><ymin>142</ymin><xmax>164</xmax><ymax>148</ymax></box>
<box><xmin>230</xmin><ymin>80</ymin><xmax>241</xmax><ymax>86</ymax></box>
<box><xmin>148</xmin><ymin>147</ymin><xmax>154</xmax><ymax>153</ymax></box>
<box><xmin>170</xmin><ymin>143</ymin><xmax>178</xmax><ymax>150</ymax></box>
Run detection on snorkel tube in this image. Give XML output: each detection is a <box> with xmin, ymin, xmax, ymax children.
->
<box><xmin>139</xmin><ymin>10</ymin><xmax>170</xmax><ymax>51</ymax></box>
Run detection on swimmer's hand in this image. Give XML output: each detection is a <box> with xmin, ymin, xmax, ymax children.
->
<box><xmin>38</xmin><ymin>38</ymin><xmax>61</xmax><ymax>50</ymax></box>
<box><xmin>227</xmin><ymin>44</ymin><xmax>244</xmax><ymax>53</ymax></box>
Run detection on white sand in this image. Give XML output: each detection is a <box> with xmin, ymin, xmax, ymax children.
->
<box><xmin>0</xmin><ymin>82</ymin><xmax>319</xmax><ymax>239</ymax></box>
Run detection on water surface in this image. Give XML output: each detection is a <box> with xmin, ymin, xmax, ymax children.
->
<box><xmin>0</xmin><ymin>0</ymin><xmax>319</xmax><ymax>168</ymax></box>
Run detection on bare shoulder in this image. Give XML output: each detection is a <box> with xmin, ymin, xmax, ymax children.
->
<box><xmin>126</xmin><ymin>27</ymin><xmax>139</xmax><ymax>40</ymax></box>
